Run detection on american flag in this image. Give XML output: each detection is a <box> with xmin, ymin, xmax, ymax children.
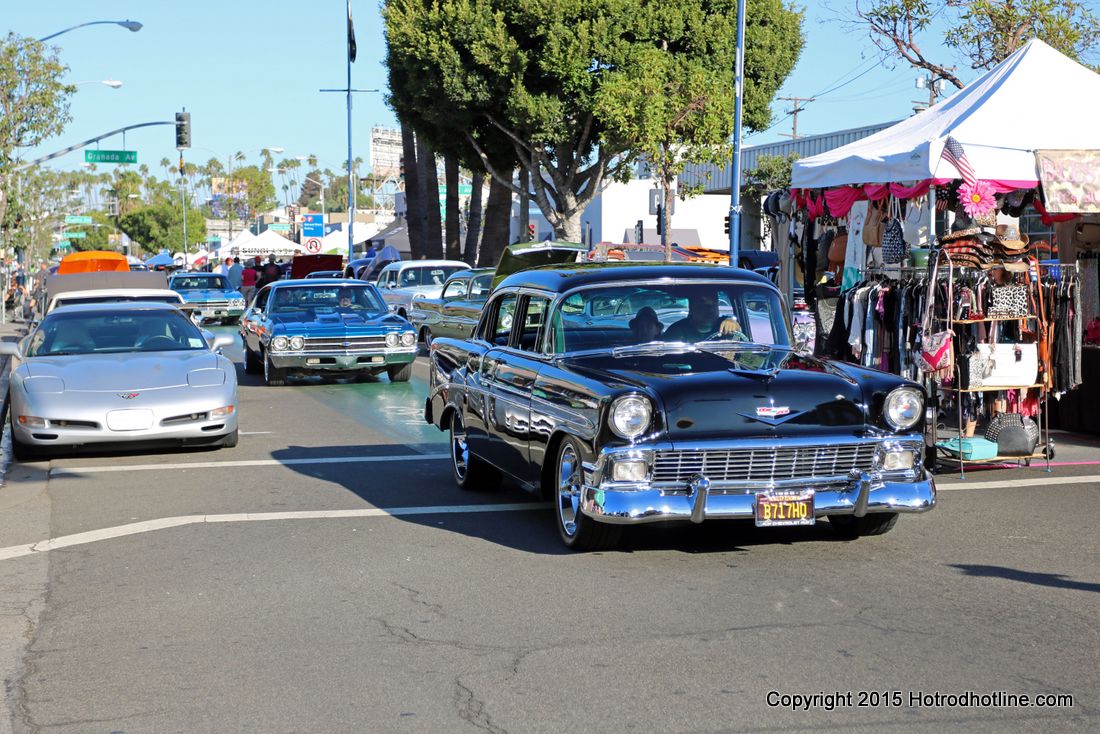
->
<box><xmin>941</xmin><ymin>136</ymin><xmax>976</xmax><ymax>187</ymax></box>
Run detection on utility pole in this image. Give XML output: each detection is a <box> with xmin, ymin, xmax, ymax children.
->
<box><xmin>777</xmin><ymin>96</ymin><xmax>815</xmax><ymax>139</ymax></box>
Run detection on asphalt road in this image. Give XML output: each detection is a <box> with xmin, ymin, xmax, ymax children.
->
<box><xmin>0</xmin><ymin>326</ymin><xmax>1098</xmax><ymax>733</ymax></box>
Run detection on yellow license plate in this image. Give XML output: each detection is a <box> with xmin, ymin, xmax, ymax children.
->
<box><xmin>755</xmin><ymin>491</ymin><xmax>815</xmax><ymax>527</ymax></box>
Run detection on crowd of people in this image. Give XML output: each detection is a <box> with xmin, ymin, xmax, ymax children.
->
<box><xmin>3</xmin><ymin>259</ymin><xmax>51</xmax><ymax>321</ymax></box>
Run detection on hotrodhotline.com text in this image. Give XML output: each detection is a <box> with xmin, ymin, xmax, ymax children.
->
<box><xmin>766</xmin><ymin>690</ymin><xmax>1074</xmax><ymax>711</ymax></box>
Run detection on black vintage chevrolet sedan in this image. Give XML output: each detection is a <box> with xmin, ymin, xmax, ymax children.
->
<box><xmin>425</xmin><ymin>264</ymin><xmax>935</xmax><ymax>551</ymax></box>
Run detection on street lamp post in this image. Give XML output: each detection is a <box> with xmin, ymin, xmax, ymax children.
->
<box><xmin>303</xmin><ymin>174</ymin><xmax>326</xmax><ymax>219</ymax></box>
<box><xmin>72</xmin><ymin>79</ymin><xmax>124</xmax><ymax>89</ymax></box>
<box><xmin>38</xmin><ymin>20</ymin><xmax>142</xmax><ymax>42</ymax></box>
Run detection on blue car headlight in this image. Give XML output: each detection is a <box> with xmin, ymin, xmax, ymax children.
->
<box><xmin>271</xmin><ymin>336</ymin><xmax>289</xmax><ymax>351</ymax></box>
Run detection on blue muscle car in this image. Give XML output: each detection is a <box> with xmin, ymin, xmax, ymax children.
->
<box><xmin>168</xmin><ymin>273</ymin><xmax>247</xmax><ymax>324</ymax></box>
<box><xmin>240</xmin><ymin>279</ymin><xmax>417</xmax><ymax>385</ymax></box>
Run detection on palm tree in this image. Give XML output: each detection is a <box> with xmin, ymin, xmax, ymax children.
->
<box><xmin>159</xmin><ymin>157</ymin><xmax>171</xmax><ymax>181</ymax></box>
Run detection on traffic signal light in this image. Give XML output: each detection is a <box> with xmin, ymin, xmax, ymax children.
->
<box><xmin>723</xmin><ymin>215</ymin><xmax>730</xmax><ymax>235</ymax></box>
<box><xmin>656</xmin><ymin>205</ymin><xmax>664</xmax><ymax>236</ymax></box>
<box><xmin>527</xmin><ymin>223</ymin><xmax>535</xmax><ymax>239</ymax></box>
<box><xmin>175</xmin><ymin>111</ymin><xmax>191</xmax><ymax>150</ymax></box>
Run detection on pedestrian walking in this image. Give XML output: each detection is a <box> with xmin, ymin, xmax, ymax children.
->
<box><xmin>240</xmin><ymin>258</ymin><xmax>258</xmax><ymax>306</ymax></box>
<box><xmin>227</xmin><ymin>257</ymin><xmax>244</xmax><ymax>291</ymax></box>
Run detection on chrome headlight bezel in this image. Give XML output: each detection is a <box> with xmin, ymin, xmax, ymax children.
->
<box><xmin>385</xmin><ymin>333</ymin><xmax>399</xmax><ymax>348</ymax></box>
<box><xmin>884</xmin><ymin>386</ymin><xmax>923</xmax><ymax>432</ymax></box>
<box><xmin>609</xmin><ymin>394</ymin><xmax>653</xmax><ymax>440</ymax></box>
<box><xmin>270</xmin><ymin>336</ymin><xmax>289</xmax><ymax>351</ymax></box>
<box><xmin>400</xmin><ymin>331</ymin><xmax>416</xmax><ymax>347</ymax></box>
<box><xmin>288</xmin><ymin>336</ymin><xmax>305</xmax><ymax>351</ymax></box>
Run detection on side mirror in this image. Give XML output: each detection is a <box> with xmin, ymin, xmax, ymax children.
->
<box><xmin>0</xmin><ymin>341</ymin><xmax>21</xmax><ymax>357</ymax></box>
<box><xmin>211</xmin><ymin>334</ymin><xmax>236</xmax><ymax>351</ymax></box>
<box><xmin>202</xmin><ymin>329</ymin><xmax>216</xmax><ymax>343</ymax></box>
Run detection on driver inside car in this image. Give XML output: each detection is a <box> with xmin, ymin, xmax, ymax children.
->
<box><xmin>336</xmin><ymin>288</ymin><xmax>358</xmax><ymax>311</ymax></box>
<box><xmin>662</xmin><ymin>291</ymin><xmax>747</xmax><ymax>343</ymax></box>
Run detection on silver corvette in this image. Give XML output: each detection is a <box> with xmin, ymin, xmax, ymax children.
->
<box><xmin>0</xmin><ymin>302</ymin><xmax>239</xmax><ymax>460</ymax></box>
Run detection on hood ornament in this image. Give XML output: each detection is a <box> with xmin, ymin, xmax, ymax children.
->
<box><xmin>756</xmin><ymin>406</ymin><xmax>790</xmax><ymax>418</ymax></box>
<box><xmin>739</xmin><ymin>406</ymin><xmax>801</xmax><ymax>426</ymax></box>
<box><xmin>118</xmin><ymin>392</ymin><xmax>140</xmax><ymax>400</ymax></box>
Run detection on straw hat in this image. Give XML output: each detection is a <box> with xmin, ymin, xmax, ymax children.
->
<box><xmin>994</xmin><ymin>223</ymin><xmax>1030</xmax><ymax>251</ymax></box>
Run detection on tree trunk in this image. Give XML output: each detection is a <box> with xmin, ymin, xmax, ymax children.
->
<box><xmin>400</xmin><ymin>124</ymin><xmax>425</xmax><ymax>259</ymax></box>
<box><xmin>478</xmin><ymin>175</ymin><xmax>512</xmax><ymax>268</ymax></box>
<box><xmin>518</xmin><ymin>167</ymin><xmax>530</xmax><ymax>243</ymax></box>
<box><xmin>552</xmin><ymin>214</ymin><xmax>582</xmax><ymax>243</ymax></box>
<box><xmin>463</xmin><ymin>170</ymin><xmax>484</xmax><ymax>265</ymax></box>
<box><xmin>444</xmin><ymin>153</ymin><xmax>461</xmax><ymax>260</ymax></box>
<box><xmin>416</xmin><ymin>136</ymin><xmax>442</xmax><ymax>258</ymax></box>
<box><xmin>662</xmin><ymin>172</ymin><xmax>675</xmax><ymax>262</ymax></box>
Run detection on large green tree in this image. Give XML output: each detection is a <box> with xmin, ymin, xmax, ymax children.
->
<box><xmin>854</xmin><ymin>0</ymin><xmax>1100</xmax><ymax>89</ymax></box>
<box><xmin>384</xmin><ymin>0</ymin><xmax>804</xmax><ymax>242</ymax></box>
<box><xmin>0</xmin><ymin>33</ymin><xmax>74</xmax><ymax>251</ymax></box>
<box><xmin>118</xmin><ymin>199</ymin><xmax>206</xmax><ymax>255</ymax></box>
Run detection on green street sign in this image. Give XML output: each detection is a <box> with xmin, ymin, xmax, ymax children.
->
<box><xmin>63</xmin><ymin>231</ymin><xmax>87</xmax><ymax>239</ymax></box>
<box><xmin>85</xmin><ymin>149</ymin><xmax>137</xmax><ymax>164</ymax></box>
<box><xmin>64</xmin><ymin>215</ymin><xmax>92</xmax><ymax>224</ymax></box>
<box><xmin>56</xmin><ymin>240</ymin><xmax>71</xmax><ymax>248</ymax></box>
<box><xmin>268</xmin><ymin>223</ymin><xmax>290</xmax><ymax>232</ymax></box>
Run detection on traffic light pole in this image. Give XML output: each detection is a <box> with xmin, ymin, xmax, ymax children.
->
<box><xmin>13</xmin><ymin>120</ymin><xmax>175</xmax><ymax>172</ymax></box>
<box><xmin>728</xmin><ymin>0</ymin><xmax>747</xmax><ymax>267</ymax></box>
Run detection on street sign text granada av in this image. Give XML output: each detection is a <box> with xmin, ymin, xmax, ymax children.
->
<box><xmin>85</xmin><ymin>150</ymin><xmax>137</xmax><ymax>164</ymax></box>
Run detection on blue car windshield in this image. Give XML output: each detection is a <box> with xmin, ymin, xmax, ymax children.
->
<box><xmin>550</xmin><ymin>282</ymin><xmax>791</xmax><ymax>353</ymax></box>
<box><xmin>28</xmin><ymin>310</ymin><xmax>208</xmax><ymax>356</ymax></box>
<box><xmin>172</xmin><ymin>275</ymin><xmax>230</xmax><ymax>290</ymax></box>
<box><xmin>268</xmin><ymin>285</ymin><xmax>386</xmax><ymax>316</ymax></box>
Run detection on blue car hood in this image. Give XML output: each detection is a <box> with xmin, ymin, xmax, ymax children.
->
<box><xmin>269</xmin><ymin>311</ymin><xmax>404</xmax><ymax>335</ymax></box>
<box><xmin>181</xmin><ymin>289</ymin><xmax>242</xmax><ymax>302</ymax></box>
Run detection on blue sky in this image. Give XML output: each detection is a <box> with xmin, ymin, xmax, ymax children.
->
<box><xmin>8</xmin><ymin>1</ymin><xmax>978</xmax><ymax>175</ymax></box>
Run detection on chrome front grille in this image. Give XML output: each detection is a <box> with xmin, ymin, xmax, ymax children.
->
<box><xmin>651</xmin><ymin>443</ymin><xmax>878</xmax><ymax>484</ymax></box>
<box><xmin>301</xmin><ymin>336</ymin><xmax>387</xmax><ymax>353</ymax></box>
<box><xmin>194</xmin><ymin>299</ymin><xmax>230</xmax><ymax>308</ymax></box>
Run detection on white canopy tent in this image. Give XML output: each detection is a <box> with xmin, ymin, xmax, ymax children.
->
<box><xmin>320</xmin><ymin>223</ymin><xmax>380</xmax><ymax>254</ymax></box>
<box><xmin>215</xmin><ymin>229</ymin><xmax>255</xmax><ymax>259</ymax></box>
<box><xmin>791</xmin><ymin>39</ymin><xmax>1100</xmax><ymax>189</ymax></box>
<box><xmin>236</xmin><ymin>229</ymin><xmax>308</xmax><ymax>259</ymax></box>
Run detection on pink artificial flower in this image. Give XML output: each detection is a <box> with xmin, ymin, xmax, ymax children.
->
<box><xmin>959</xmin><ymin>180</ymin><xmax>996</xmax><ymax>217</ymax></box>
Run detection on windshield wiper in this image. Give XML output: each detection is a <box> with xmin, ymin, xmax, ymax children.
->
<box><xmin>611</xmin><ymin>341</ymin><xmax>698</xmax><ymax>357</ymax></box>
<box><xmin>696</xmin><ymin>341</ymin><xmax>774</xmax><ymax>351</ymax></box>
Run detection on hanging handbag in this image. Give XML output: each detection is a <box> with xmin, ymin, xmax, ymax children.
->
<box><xmin>919</xmin><ymin>252</ymin><xmax>954</xmax><ymax>379</ymax></box>
<box><xmin>827</xmin><ymin>226</ymin><xmax>848</xmax><ymax>273</ymax></box>
<box><xmin>937</xmin><ymin>437</ymin><xmax>999</xmax><ymax>461</ymax></box>
<box><xmin>984</xmin><ymin>412</ymin><xmax>1039</xmax><ymax>456</ymax></box>
<box><xmin>1028</xmin><ymin>257</ymin><xmax>1053</xmax><ymax>389</ymax></box>
<box><xmin>881</xmin><ymin>199</ymin><xmax>909</xmax><ymax>264</ymax></box>
<box><xmin>955</xmin><ymin>285</ymin><xmax>975</xmax><ymax>320</ymax></box>
<box><xmin>862</xmin><ymin>200</ymin><xmax>884</xmax><ymax>247</ymax></box>
<box><xmin>989</xmin><ymin>283</ymin><xmax>1028</xmax><ymax>318</ymax></box>
<box><xmin>966</xmin><ymin>340</ymin><xmax>994</xmax><ymax>389</ymax></box>
<box><xmin>977</xmin><ymin>338</ymin><xmax>1039</xmax><ymax>388</ymax></box>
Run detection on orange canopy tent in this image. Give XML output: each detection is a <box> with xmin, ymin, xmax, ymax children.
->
<box><xmin>56</xmin><ymin>250</ymin><xmax>129</xmax><ymax>274</ymax></box>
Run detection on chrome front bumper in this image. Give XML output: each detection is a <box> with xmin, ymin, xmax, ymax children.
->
<box><xmin>579</xmin><ymin>437</ymin><xmax>935</xmax><ymax>525</ymax></box>
<box><xmin>270</xmin><ymin>348</ymin><xmax>416</xmax><ymax>371</ymax></box>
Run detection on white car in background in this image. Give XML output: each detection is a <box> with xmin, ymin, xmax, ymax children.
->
<box><xmin>374</xmin><ymin>260</ymin><xmax>470</xmax><ymax>319</ymax></box>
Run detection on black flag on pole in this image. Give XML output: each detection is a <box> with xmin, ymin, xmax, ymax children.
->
<box><xmin>347</xmin><ymin>1</ymin><xmax>357</xmax><ymax>63</ymax></box>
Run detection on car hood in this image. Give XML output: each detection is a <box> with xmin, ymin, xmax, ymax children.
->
<box><xmin>25</xmin><ymin>351</ymin><xmax>219</xmax><ymax>391</ymax></box>
<box><xmin>180</xmin><ymin>289</ymin><xmax>241</xmax><ymax>301</ymax></box>
<box><xmin>562</xmin><ymin>347</ymin><xmax>869</xmax><ymax>440</ymax></box>
<box><xmin>270</xmin><ymin>311</ymin><xmax>402</xmax><ymax>334</ymax></box>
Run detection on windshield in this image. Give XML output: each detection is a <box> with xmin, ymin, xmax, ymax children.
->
<box><xmin>28</xmin><ymin>310</ymin><xmax>208</xmax><ymax>356</ymax></box>
<box><xmin>398</xmin><ymin>266</ymin><xmax>467</xmax><ymax>288</ymax></box>
<box><xmin>172</xmin><ymin>275</ymin><xmax>230</xmax><ymax>290</ymax></box>
<box><xmin>550</xmin><ymin>282</ymin><xmax>790</xmax><ymax>353</ymax></box>
<box><xmin>268</xmin><ymin>285</ymin><xmax>386</xmax><ymax>316</ymax></box>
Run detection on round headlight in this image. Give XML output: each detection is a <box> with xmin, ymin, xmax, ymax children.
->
<box><xmin>884</xmin><ymin>387</ymin><xmax>923</xmax><ymax>431</ymax></box>
<box><xmin>385</xmin><ymin>333</ymin><xmax>399</xmax><ymax>348</ymax></box>
<box><xmin>609</xmin><ymin>395</ymin><xmax>652</xmax><ymax>440</ymax></box>
<box><xmin>270</xmin><ymin>336</ymin><xmax>289</xmax><ymax>351</ymax></box>
<box><xmin>401</xmin><ymin>331</ymin><xmax>416</xmax><ymax>347</ymax></box>
<box><xmin>289</xmin><ymin>336</ymin><xmax>305</xmax><ymax>351</ymax></box>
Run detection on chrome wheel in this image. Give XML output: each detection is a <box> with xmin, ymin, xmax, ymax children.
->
<box><xmin>557</xmin><ymin>442</ymin><xmax>581</xmax><ymax>537</ymax></box>
<box><xmin>450</xmin><ymin>411</ymin><xmax>468</xmax><ymax>482</ymax></box>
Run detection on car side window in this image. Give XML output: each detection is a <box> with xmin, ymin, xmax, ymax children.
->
<box><xmin>469</xmin><ymin>274</ymin><xmax>492</xmax><ymax>300</ymax></box>
<box><xmin>442</xmin><ymin>279</ymin><xmax>469</xmax><ymax>300</ymax></box>
<box><xmin>486</xmin><ymin>293</ymin><xmax>517</xmax><ymax>346</ymax></box>
<box><xmin>517</xmin><ymin>296</ymin><xmax>550</xmax><ymax>353</ymax></box>
<box><xmin>254</xmin><ymin>288</ymin><xmax>270</xmax><ymax>312</ymax></box>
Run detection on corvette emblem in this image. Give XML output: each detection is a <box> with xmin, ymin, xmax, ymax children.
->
<box><xmin>756</xmin><ymin>406</ymin><xmax>790</xmax><ymax>418</ymax></box>
<box><xmin>118</xmin><ymin>393</ymin><xmax>140</xmax><ymax>400</ymax></box>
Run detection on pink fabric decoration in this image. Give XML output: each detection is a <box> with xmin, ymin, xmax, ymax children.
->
<box><xmin>959</xmin><ymin>180</ymin><xmax>996</xmax><ymax>217</ymax></box>
<box><xmin>1033</xmin><ymin>197</ymin><xmax>1078</xmax><ymax>225</ymax></box>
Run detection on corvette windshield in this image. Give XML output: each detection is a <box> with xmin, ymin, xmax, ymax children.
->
<box><xmin>268</xmin><ymin>285</ymin><xmax>386</xmax><ymax>316</ymax></box>
<box><xmin>28</xmin><ymin>310</ymin><xmax>208</xmax><ymax>356</ymax></box>
<box><xmin>172</xmin><ymin>275</ymin><xmax>230</xmax><ymax>290</ymax></box>
<box><xmin>550</xmin><ymin>283</ymin><xmax>790</xmax><ymax>354</ymax></box>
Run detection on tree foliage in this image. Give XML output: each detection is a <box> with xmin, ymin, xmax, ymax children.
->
<box><xmin>742</xmin><ymin>152</ymin><xmax>800</xmax><ymax>199</ymax></box>
<box><xmin>384</xmin><ymin>0</ymin><xmax>804</xmax><ymax>241</ymax></box>
<box><xmin>855</xmin><ymin>0</ymin><xmax>1100</xmax><ymax>89</ymax></box>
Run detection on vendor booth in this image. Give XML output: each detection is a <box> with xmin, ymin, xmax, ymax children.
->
<box><xmin>780</xmin><ymin>39</ymin><xmax>1097</xmax><ymax>470</ymax></box>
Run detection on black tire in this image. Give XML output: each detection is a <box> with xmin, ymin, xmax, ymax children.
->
<box><xmin>387</xmin><ymin>362</ymin><xmax>412</xmax><ymax>382</ymax></box>
<box><xmin>551</xmin><ymin>436</ymin><xmax>622</xmax><ymax>551</ymax></box>
<box><xmin>244</xmin><ymin>345</ymin><xmax>262</xmax><ymax>374</ymax></box>
<box><xmin>218</xmin><ymin>428</ymin><xmax>239</xmax><ymax>448</ymax></box>
<box><xmin>264</xmin><ymin>352</ymin><xmax>288</xmax><ymax>387</ymax></box>
<box><xmin>419</xmin><ymin>326</ymin><xmax>433</xmax><ymax>349</ymax></box>
<box><xmin>9</xmin><ymin>416</ymin><xmax>42</xmax><ymax>462</ymax></box>
<box><xmin>449</xmin><ymin>410</ymin><xmax>500</xmax><ymax>491</ymax></box>
<box><xmin>829</xmin><ymin>513</ymin><xmax>899</xmax><ymax>539</ymax></box>
<box><xmin>221</xmin><ymin>318</ymin><xmax>237</xmax><ymax>326</ymax></box>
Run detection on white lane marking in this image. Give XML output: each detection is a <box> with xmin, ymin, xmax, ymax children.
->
<box><xmin>0</xmin><ymin>502</ymin><xmax>551</xmax><ymax>562</ymax></box>
<box><xmin>936</xmin><ymin>474</ymin><xmax>1100</xmax><ymax>491</ymax></box>
<box><xmin>48</xmin><ymin>453</ymin><xmax>450</xmax><ymax>477</ymax></box>
<box><xmin>238</xmin><ymin>431</ymin><xmax>273</xmax><ymax>435</ymax></box>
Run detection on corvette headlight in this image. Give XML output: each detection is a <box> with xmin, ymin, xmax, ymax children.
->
<box><xmin>289</xmin><ymin>336</ymin><xmax>305</xmax><ymax>351</ymax></box>
<box><xmin>400</xmin><ymin>332</ymin><xmax>416</xmax><ymax>347</ymax></box>
<box><xmin>385</xmin><ymin>333</ymin><xmax>399</xmax><ymax>348</ymax></box>
<box><xmin>884</xmin><ymin>387</ymin><xmax>923</xmax><ymax>431</ymax></box>
<box><xmin>271</xmin><ymin>336</ymin><xmax>289</xmax><ymax>351</ymax></box>
<box><xmin>609</xmin><ymin>395</ymin><xmax>652</xmax><ymax>440</ymax></box>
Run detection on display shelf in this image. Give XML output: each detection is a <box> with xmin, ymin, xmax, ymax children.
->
<box><xmin>936</xmin><ymin>451</ymin><xmax>1048</xmax><ymax>464</ymax></box>
<box><xmin>938</xmin><ymin>383</ymin><xmax>1043</xmax><ymax>393</ymax></box>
